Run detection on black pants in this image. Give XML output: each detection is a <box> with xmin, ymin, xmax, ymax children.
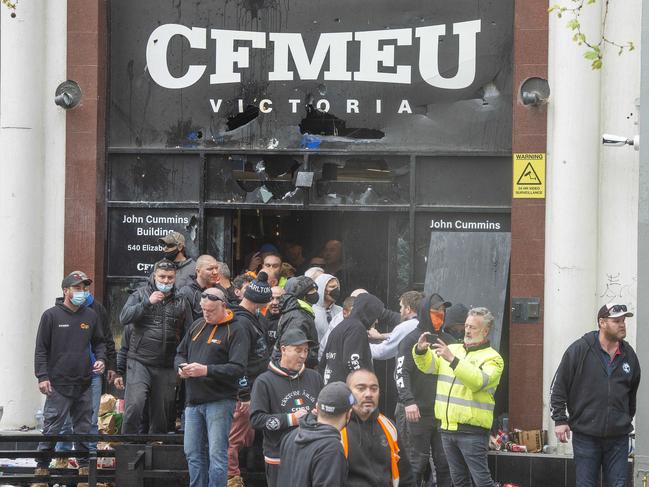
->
<box><xmin>37</xmin><ymin>386</ymin><xmax>92</xmax><ymax>468</ymax></box>
<box><xmin>265</xmin><ymin>463</ymin><xmax>279</xmax><ymax>487</ymax></box>
<box><xmin>122</xmin><ymin>360</ymin><xmax>177</xmax><ymax>434</ymax></box>
<box><xmin>399</xmin><ymin>404</ymin><xmax>452</xmax><ymax>487</ymax></box>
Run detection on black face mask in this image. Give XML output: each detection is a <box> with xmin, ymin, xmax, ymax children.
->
<box><xmin>328</xmin><ymin>287</ymin><xmax>341</xmax><ymax>302</ymax></box>
<box><xmin>164</xmin><ymin>249</ymin><xmax>180</xmax><ymax>261</ymax></box>
<box><xmin>304</xmin><ymin>292</ymin><xmax>319</xmax><ymax>305</ymax></box>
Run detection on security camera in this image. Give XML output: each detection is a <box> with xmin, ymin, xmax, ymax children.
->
<box><xmin>54</xmin><ymin>80</ymin><xmax>82</xmax><ymax>110</ymax></box>
<box><xmin>602</xmin><ymin>133</ymin><xmax>640</xmax><ymax>151</ymax></box>
<box><xmin>519</xmin><ymin>77</ymin><xmax>550</xmax><ymax>107</ymax></box>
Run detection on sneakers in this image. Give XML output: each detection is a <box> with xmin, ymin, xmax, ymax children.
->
<box><xmin>67</xmin><ymin>458</ymin><xmax>79</xmax><ymax>469</ymax></box>
<box><xmin>227</xmin><ymin>475</ymin><xmax>245</xmax><ymax>487</ymax></box>
<box><xmin>31</xmin><ymin>467</ymin><xmax>49</xmax><ymax>487</ymax></box>
<box><xmin>49</xmin><ymin>457</ymin><xmax>69</xmax><ymax>469</ymax></box>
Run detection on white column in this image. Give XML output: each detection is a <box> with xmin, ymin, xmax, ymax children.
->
<box><xmin>0</xmin><ymin>1</ymin><xmax>67</xmax><ymax>429</ymax></box>
<box><xmin>597</xmin><ymin>0</ymin><xmax>641</xmax><ymax>347</ymax></box>
<box><xmin>543</xmin><ymin>1</ymin><xmax>602</xmax><ymax>445</ymax></box>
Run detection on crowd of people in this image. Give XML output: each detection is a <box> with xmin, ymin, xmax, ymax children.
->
<box><xmin>32</xmin><ymin>230</ymin><xmax>640</xmax><ymax>487</ymax></box>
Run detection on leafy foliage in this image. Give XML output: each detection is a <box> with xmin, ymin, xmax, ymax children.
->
<box><xmin>548</xmin><ymin>0</ymin><xmax>635</xmax><ymax>70</ymax></box>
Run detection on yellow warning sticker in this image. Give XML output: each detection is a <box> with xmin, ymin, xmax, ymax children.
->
<box><xmin>513</xmin><ymin>153</ymin><xmax>545</xmax><ymax>199</ymax></box>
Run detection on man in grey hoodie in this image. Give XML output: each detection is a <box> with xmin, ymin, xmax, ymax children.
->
<box><xmin>313</xmin><ymin>273</ymin><xmax>343</xmax><ymax>345</ymax></box>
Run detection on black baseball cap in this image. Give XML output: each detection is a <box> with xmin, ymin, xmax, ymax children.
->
<box><xmin>279</xmin><ymin>328</ymin><xmax>314</xmax><ymax>347</ymax></box>
<box><xmin>429</xmin><ymin>293</ymin><xmax>452</xmax><ymax>310</ymax></box>
<box><xmin>317</xmin><ymin>382</ymin><xmax>355</xmax><ymax>415</ymax></box>
<box><xmin>61</xmin><ymin>271</ymin><xmax>92</xmax><ymax>288</ymax></box>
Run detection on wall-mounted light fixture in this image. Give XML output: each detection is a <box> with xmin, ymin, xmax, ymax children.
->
<box><xmin>54</xmin><ymin>80</ymin><xmax>82</xmax><ymax>109</ymax></box>
<box><xmin>520</xmin><ymin>77</ymin><xmax>550</xmax><ymax>107</ymax></box>
<box><xmin>602</xmin><ymin>133</ymin><xmax>640</xmax><ymax>151</ymax></box>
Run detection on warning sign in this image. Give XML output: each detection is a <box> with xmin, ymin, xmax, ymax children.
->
<box><xmin>513</xmin><ymin>153</ymin><xmax>545</xmax><ymax>198</ymax></box>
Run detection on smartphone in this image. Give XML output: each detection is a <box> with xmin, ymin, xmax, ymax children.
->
<box><xmin>424</xmin><ymin>333</ymin><xmax>439</xmax><ymax>344</ymax></box>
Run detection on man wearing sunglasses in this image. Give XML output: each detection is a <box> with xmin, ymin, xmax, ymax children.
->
<box><xmin>159</xmin><ymin>231</ymin><xmax>195</xmax><ymax>290</ymax></box>
<box><xmin>175</xmin><ymin>287</ymin><xmax>250</xmax><ymax>487</ymax></box>
<box><xmin>120</xmin><ymin>259</ymin><xmax>193</xmax><ymax>435</ymax></box>
<box><xmin>551</xmin><ymin>303</ymin><xmax>641</xmax><ymax>487</ymax></box>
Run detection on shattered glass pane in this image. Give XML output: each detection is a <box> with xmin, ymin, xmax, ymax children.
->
<box><xmin>310</xmin><ymin>155</ymin><xmax>410</xmax><ymax>205</ymax></box>
<box><xmin>206</xmin><ymin>154</ymin><xmax>305</xmax><ymax>205</ymax></box>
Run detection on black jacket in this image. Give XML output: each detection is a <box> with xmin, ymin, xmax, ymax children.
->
<box><xmin>277</xmin><ymin>413</ymin><xmax>348</xmax><ymax>487</ymax></box>
<box><xmin>319</xmin><ymin>293</ymin><xmax>383</xmax><ymax>385</ymax></box>
<box><xmin>119</xmin><ymin>277</ymin><xmax>193</xmax><ymax>368</ymax></box>
<box><xmin>250</xmin><ymin>361</ymin><xmax>323</xmax><ymax>462</ymax></box>
<box><xmin>395</xmin><ymin>295</ymin><xmax>457</xmax><ymax>410</ymax></box>
<box><xmin>174</xmin><ymin>310</ymin><xmax>250</xmax><ymax>404</ymax></box>
<box><xmin>34</xmin><ymin>299</ymin><xmax>106</xmax><ymax>397</ymax></box>
<box><xmin>276</xmin><ymin>295</ymin><xmax>319</xmax><ymax>368</ymax></box>
<box><xmin>550</xmin><ymin>330</ymin><xmax>641</xmax><ymax>437</ymax></box>
<box><xmin>346</xmin><ymin>409</ymin><xmax>415</xmax><ymax>487</ymax></box>
<box><xmin>88</xmin><ymin>299</ymin><xmax>117</xmax><ymax>372</ymax></box>
<box><xmin>174</xmin><ymin>257</ymin><xmax>196</xmax><ymax>290</ymax></box>
<box><xmin>230</xmin><ymin>303</ymin><xmax>270</xmax><ymax>400</ymax></box>
<box><xmin>260</xmin><ymin>312</ymin><xmax>281</xmax><ymax>350</ymax></box>
<box><xmin>178</xmin><ymin>279</ymin><xmax>209</xmax><ymax>322</ymax></box>
<box><xmin>116</xmin><ymin>324</ymin><xmax>132</xmax><ymax>376</ymax></box>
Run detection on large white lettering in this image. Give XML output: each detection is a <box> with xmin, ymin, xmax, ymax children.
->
<box><xmin>416</xmin><ymin>19</ymin><xmax>481</xmax><ymax>89</ymax></box>
<box><xmin>146</xmin><ymin>24</ymin><xmax>207</xmax><ymax>89</ymax></box>
<box><xmin>268</xmin><ymin>32</ymin><xmax>352</xmax><ymax>81</ymax></box>
<box><xmin>210</xmin><ymin>29</ymin><xmax>266</xmax><ymax>84</ymax></box>
<box><xmin>354</xmin><ymin>28</ymin><xmax>412</xmax><ymax>84</ymax></box>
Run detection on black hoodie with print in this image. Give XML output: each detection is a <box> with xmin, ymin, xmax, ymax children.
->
<box><xmin>395</xmin><ymin>294</ymin><xmax>458</xmax><ymax>410</ymax></box>
<box><xmin>346</xmin><ymin>409</ymin><xmax>415</xmax><ymax>487</ymax></box>
<box><xmin>229</xmin><ymin>303</ymin><xmax>271</xmax><ymax>401</ymax></box>
<box><xmin>34</xmin><ymin>298</ymin><xmax>107</xmax><ymax>397</ymax></box>
<box><xmin>319</xmin><ymin>293</ymin><xmax>384</xmax><ymax>384</ymax></box>
<box><xmin>250</xmin><ymin>360</ymin><xmax>323</xmax><ymax>462</ymax></box>
<box><xmin>277</xmin><ymin>413</ymin><xmax>348</xmax><ymax>487</ymax></box>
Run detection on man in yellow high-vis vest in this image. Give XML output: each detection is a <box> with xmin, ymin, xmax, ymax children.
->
<box><xmin>412</xmin><ymin>307</ymin><xmax>503</xmax><ymax>487</ymax></box>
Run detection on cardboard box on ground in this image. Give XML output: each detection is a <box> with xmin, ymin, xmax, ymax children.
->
<box><xmin>510</xmin><ymin>430</ymin><xmax>546</xmax><ymax>453</ymax></box>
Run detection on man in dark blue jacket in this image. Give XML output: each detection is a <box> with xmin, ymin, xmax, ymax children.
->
<box><xmin>33</xmin><ymin>271</ymin><xmax>106</xmax><ymax>483</ymax></box>
<box><xmin>551</xmin><ymin>302</ymin><xmax>641</xmax><ymax>487</ymax></box>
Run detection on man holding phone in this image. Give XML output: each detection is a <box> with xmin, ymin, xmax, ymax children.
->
<box><xmin>394</xmin><ymin>293</ymin><xmax>453</xmax><ymax>487</ymax></box>
<box><xmin>175</xmin><ymin>287</ymin><xmax>250</xmax><ymax>487</ymax></box>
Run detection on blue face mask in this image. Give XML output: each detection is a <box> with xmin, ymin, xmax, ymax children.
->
<box><xmin>71</xmin><ymin>290</ymin><xmax>89</xmax><ymax>306</ymax></box>
<box><xmin>156</xmin><ymin>282</ymin><xmax>173</xmax><ymax>293</ymax></box>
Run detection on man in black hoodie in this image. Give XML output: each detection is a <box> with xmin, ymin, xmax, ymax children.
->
<box><xmin>345</xmin><ymin>368</ymin><xmax>414</xmax><ymax>487</ymax></box>
<box><xmin>250</xmin><ymin>328</ymin><xmax>323</xmax><ymax>487</ymax></box>
<box><xmin>33</xmin><ymin>271</ymin><xmax>106</xmax><ymax>482</ymax></box>
<box><xmin>551</xmin><ymin>303</ymin><xmax>641</xmax><ymax>487</ymax></box>
<box><xmin>275</xmin><ymin>276</ymin><xmax>320</xmax><ymax>368</ymax></box>
<box><xmin>227</xmin><ymin>271</ymin><xmax>273</xmax><ymax>486</ymax></box>
<box><xmin>175</xmin><ymin>287</ymin><xmax>250</xmax><ymax>487</ymax></box>
<box><xmin>319</xmin><ymin>293</ymin><xmax>384</xmax><ymax>385</ymax></box>
<box><xmin>277</xmin><ymin>381</ymin><xmax>355</xmax><ymax>487</ymax></box>
<box><xmin>395</xmin><ymin>293</ymin><xmax>453</xmax><ymax>487</ymax></box>
<box><xmin>119</xmin><ymin>259</ymin><xmax>193</xmax><ymax>434</ymax></box>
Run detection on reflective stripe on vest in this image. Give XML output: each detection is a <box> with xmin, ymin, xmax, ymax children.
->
<box><xmin>341</xmin><ymin>416</ymin><xmax>400</xmax><ymax>487</ymax></box>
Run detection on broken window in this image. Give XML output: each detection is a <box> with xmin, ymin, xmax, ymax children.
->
<box><xmin>310</xmin><ymin>155</ymin><xmax>410</xmax><ymax>206</ymax></box>
<box><xmin>206</xmin><ymin>154</ymin><xmax>305</xmax><ymax>205</ymax></box>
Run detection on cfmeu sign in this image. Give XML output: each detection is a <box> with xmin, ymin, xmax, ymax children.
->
<box><xmin>513</xmin><ymin>153</ymin><xmax>545</xmax><ymax>199</ymax></box>
<box><xmin>145</xmin><ymin>21</ymin><xmax>481</xmax><ymax>90</ymax></box>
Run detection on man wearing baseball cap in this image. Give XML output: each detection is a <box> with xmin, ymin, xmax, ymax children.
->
<box><xmin>551</xmin><ymin>303</ymin><xmax>640</xmax><ymax>487</ymax></box>
<box><xmin>277</xmin><ymin>382</ymin><xmax>355</xmax><ymax>487</ymax></box>
<box><xmin>33</xmin><ymin>271</ymin><xmax>106</xmax><ymax>487</ymax></box>
<box><xmin>159</xmin><ymin>231</ymin><xmax>195</xmax><ymax>289</ymax></box>
<box><xmin>250</xmin><ymin>328</ymin><xmax>323</xmax><ymax>487</ymax></box>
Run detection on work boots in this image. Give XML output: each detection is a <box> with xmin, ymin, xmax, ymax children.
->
<box><xmin>31</xmin><ymin>467</ymin><xmax>49</xmax><ymax>487</ymax></box>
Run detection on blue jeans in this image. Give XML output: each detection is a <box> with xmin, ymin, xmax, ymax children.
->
<box><xmin>56</xmin><ymin>374</ymin><xmax>102</xmax><ymax>452</ymax></box>
<box><xmin>441</xmin><ymin>431</ymin><xmax>495</xmax><ymax>487</ymax></box>
<box><xmin>572</xmin><ymin>432</ymin><xmax>629</xmax><ymax>487</ymax></box>
<box><xmin>184</xmin><ymin>400</ymin><xmax>236</xmax><ymax>487</ymax></box>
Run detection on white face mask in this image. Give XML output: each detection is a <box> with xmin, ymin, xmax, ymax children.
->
<box><xmin>156</xmin><ymin>282</ymin><xmax>173</xmax><ymax>293</ymax></box>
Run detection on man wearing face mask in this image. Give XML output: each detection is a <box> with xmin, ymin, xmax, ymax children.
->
<box><xmin>250</xmin><ymin>329</ymin><xmax>323</xmax><ymax>487</ymax></box>
<box><xmin>119</xmin><ymin>259</ymin><xmax>193</xmax><ymax>434</ymax></box>
<box><xmin>395</xmin><ymin>293</ymin><xmax>454</xmax><ymax>487</ymax></box>
<box><xmin>159</xmin><ymin>231</ymin><xmax>195</xmax><ymax>290</ymax></box>
<box><xmin>275</xmin><ymin>276</ymin><xmax>320</xmax><ymax>368</ymax></box>
<box><xmin>313</xmin><ymin>274</ymin><xmax>342</xmax><ymax>345</ymax></box>
<box><xmin>33</xmin><ymin>271</ymin><xmax>106</xmax><ymax>486</ymax></box>
<box><xmin>344</xmin><ymin>369</ymin><xmax>414</xmax><ymax>487</ymax></box>
<box><xmin>227</xmin><ymin>271</ymin><xmax>273</xmax><ymax>487</ymax></box>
